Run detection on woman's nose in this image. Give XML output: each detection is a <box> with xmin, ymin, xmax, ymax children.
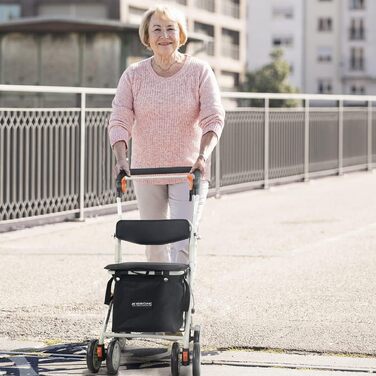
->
<box><xmin>161</xmin><ymin>29</ymin><xmax>168</xmax><ymax>38</ymax></box>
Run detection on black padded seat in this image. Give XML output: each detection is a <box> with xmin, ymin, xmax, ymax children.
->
<box><xmin>115</xmin><ymin>219</ymin><xmax>191</xmax><ymax>245</ymax></box>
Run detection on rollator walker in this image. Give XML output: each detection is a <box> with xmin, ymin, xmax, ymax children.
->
<box><xmin>86</xmin><ymin>167</ymin><xmax>202</xmax><ymax>375</ymax></box>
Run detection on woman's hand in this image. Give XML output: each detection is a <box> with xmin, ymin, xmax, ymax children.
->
<box><xmin>112</xmin><ymin>141</ymin><xmax>130</xmax><ymax>178</ymax></box>
<box><xmin>113</xmin><ymin>158</ymin><xmax>130</xmax><ymax>179</ymax></box>
<box><xmin>190</xmin><ymin>155</ymin><xmax>206</xmax><ymax>175</ymax></box>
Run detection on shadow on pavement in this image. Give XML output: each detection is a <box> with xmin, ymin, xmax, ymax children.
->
<box><xmin>0</xmin><ymin>342</ymin><xmax>177</xmax><ymax>375</ymax></box>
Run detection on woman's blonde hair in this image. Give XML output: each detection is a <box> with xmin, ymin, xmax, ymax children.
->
<box><xmin>138</xmin><ymin>4</ymin><xmax>188</xmax><ymax>49</ymax></box>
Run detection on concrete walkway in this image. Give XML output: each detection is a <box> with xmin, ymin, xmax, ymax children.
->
<box><xmin>1</xmin><ymin>171</ymin><xmax>376</xmax><ymax>374</ymax></box>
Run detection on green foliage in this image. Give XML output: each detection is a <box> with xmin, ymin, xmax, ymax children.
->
<box><xmin>241</xmin><ymin>49</ymin><xmax>299</xmax><ymax>108</ymax></box>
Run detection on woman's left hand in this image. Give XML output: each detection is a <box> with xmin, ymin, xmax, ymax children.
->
<box><xmin>190</xmin><ymin>155</ymin><xmax>206</xmax><ymax>175</ymax></box>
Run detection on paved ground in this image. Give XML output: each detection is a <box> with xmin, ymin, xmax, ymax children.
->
<box><xmin>1</xmin><ymin>171</ymin><xmax>376</xmax><ymax>374</ymax></box>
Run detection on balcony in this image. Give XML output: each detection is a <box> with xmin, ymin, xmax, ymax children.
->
<box><xmin>195</xmin><ymin>0</ymin><xmax>215</xmax><ymax>12</ymax></box>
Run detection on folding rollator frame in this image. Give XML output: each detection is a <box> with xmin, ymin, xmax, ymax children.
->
<box><xmin>86</xmin><ymin>167</ymin><xmax>202</xmax><ymax>375</ymax></box>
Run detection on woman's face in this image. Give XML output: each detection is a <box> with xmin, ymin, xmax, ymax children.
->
<box><xmin>148</xmin><ymin>12</ymin><xmax>180</xmax><ymax>56</ymax></box>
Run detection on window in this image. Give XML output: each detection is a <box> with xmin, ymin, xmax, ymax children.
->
<box><xmin>272</xmin><ymin>6</ymin><xmax>294</xmax><ymax>19</ymax></box>
<box><xmin>221</xmin><ymin>28</ymin><xmax>240</xmax><ymax>59</ymax></box>
<box><xmin>272</xmin><ymin>36</ymin><xmax>293</xmax><ymax>47</ymax></box>
<box><xmin>317</xmin><ymin>46</ymin><xmax>333</xmax><ymax>62</ymax></box>
<box><xmin>194</xmin><ymin>22</ymin><xmax>215</xmax><ymax>55</ymax></box>
<box><xmin>349</xmin><ymin>18</ymin><xmax>365</xmax><ymax>40</ymax></box>
<box><xmin>222</xmin><ymin>0</ymin><xmax>240</xmax><ymax>18</ymax></box>
<box><xmin>350</xmin><ymin>84</ymin><xmax>365</xmax><ymax>94</ymax></box>
<box><xmin>38</xmin><ymin>3</ymin><xmax>107</xmax><ymax>18</ymax></box>
<box><xmin>350</xmin><ymin>0</ymin><xmax>365</xmax><ymax>10</ymax></box>
<box><xmin>128</xmin><ymin>6</ymin><xmax>147</xmax><ymax>24</ymax></box>
<box><xmin>0</xmin><ymin>4</ymin><xmax>21</xmax><ymax>22</ymax></box>
<box><xmin>318</xmin><ymin>17</ymin><xmax>333</xmax><ymax>31</ymax></box>
<box><xmin>350</xmin><ymin>47</ymin><xmax>364</xmax><ymax>70</ymax></box>
<box><xmin>318</xmin><ymin>79</ymin><xmax>333</xmax><ymax>94</ymax></box>
<box><xmin>219</xmin><ymin>71</ymin><xmax>240</xmax><ymax>90</ymax></box>
<box><xmin>195</xmin><ymin>0</ymin><xmax>215</xmax><ymax>12</ymax></box>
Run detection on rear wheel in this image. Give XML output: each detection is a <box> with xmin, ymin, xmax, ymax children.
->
<box><xmin>171</xmin><ymin>341</ymin><xmax>180</xmax><ymax>376</ymax></box>
<box><xmin>86</xmin><ymin>339</ymin><xmax>102</xmax><ymax>373</ymax></box>
<box><xmin>106</xmin><ymin>339</ymin><xmax>121</xmax><ymax>374</ymax></box>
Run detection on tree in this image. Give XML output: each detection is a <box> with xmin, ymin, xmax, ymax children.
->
<box><xmin>242</xmin><ymin>49</ymin><xmax>299</xmax><ymax>107</ymax></box>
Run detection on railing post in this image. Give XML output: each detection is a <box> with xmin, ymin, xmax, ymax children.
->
<box><xmin>367</xmin><ymin>100</ymin><xmax>373</xmax><ymax>171</ymax></box>
<box><xmin>304</xmin><ymin>99</ymin><xmax>310</xmax><ymax>182</ymax></box>
<box><xmin>79</xmin><ymin>92</ymin><xmax>86</xmax><ymax>221</ymax></box>
<box><xmin>264</xmin><ymin>98</ymin><xmax>269</xmax><ymax>189</ymax></box>
<box><xmin>338</xmin><ymin>100</ymin><xmax>344</xmax><ymax>175</ymax></box>
<box><xmin>215</xmin><ymin>140</ymin><xmax>221</xmax><ymax>198</ymax></box>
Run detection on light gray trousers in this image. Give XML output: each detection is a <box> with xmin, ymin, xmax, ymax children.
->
<box><xmin>133</xmin><ymin>181</ymin><xmax>209</xmax><ymax>263</ymax></box>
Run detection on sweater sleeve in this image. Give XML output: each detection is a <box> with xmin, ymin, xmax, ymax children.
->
<box><xmin>107</xmin><ymin>67</ymin><xmax>135</xmax><ymax>148</ymax></box>
<box><xmin>198</xmin><ymin>63</ymin><xmax>225</xmax><ymax>139</ymax></box>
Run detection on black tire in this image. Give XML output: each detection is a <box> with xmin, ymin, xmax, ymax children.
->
<box><xmin>192</xmin><ymin>342</ymin><xmax>201</xmax><ymax>376</ymax></box>
<box><xmin>86</xmin><ymin>339</ymin><xmax>102</xmax><ymax>373</ymax></box>
<box><xmin>106</xmin><ymin>339</ymin><xmax>121</xmax><ymax>375</ymax></box>
<box><xmin>171</xmin><ymin>342</ymin><xmax>180</xmax><ymax>376</ymax></box>
<box><xmin>193</xmin><ymin>326</ymin><xmax>200</xmax><ymax>343</ymax></box>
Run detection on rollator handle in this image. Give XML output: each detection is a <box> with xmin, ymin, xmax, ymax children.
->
<box><xmin>116</xmin><ymin>167</ymin><xmax>201</xmax><ymax>200</ymax></box>
<box><xmin>130</xmin><ymin>167</ymin><xmax>191</xmax><ymax>175</ymax></box>
<box><xmin>116</xmin><ymin>170</ymin><xmax>129</xmax><ymax>197</ymax></box>
<box><xmin>189</xmin><ymin>169</ymin><xmax>202</xmax><ymax>201</ymax></box>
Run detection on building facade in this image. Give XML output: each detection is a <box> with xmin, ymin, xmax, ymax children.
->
<box><xmin>247</xmin><ymin>0</ymin><xmax>376</xmax><ymax>95</ymax></box>
<box><xmin>0</xmin><ymin>0</ymin><xmax>120</xmax><ymax>20</ymax></box>
<box><xmin>304</xmin><ymin>0</ymin><xmax>342</xmax><ymax>94</ymax></box>
<box><xmin>247</xmin><ymin>0</ymin><xmax>304</xmax><ymax>90</ymax></box>
<box><xmin>341</xmin><ymin>0</ymin><xmax>376</xmax><ymax>94</ymax></box>
<box><xmin>0</xmin><ymin>0</ymin><xmax>246</xmax><ymax>91</ymax></box>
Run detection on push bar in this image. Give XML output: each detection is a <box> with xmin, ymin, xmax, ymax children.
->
<box><xmin>116</xmin><ymin>167</ymin><xmax>201</xmax><ymax>200</ymax></box>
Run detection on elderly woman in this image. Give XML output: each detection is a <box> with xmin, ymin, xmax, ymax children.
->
<box><xmin>108</xmin><ymin>4</ymin><xmax>225</xmax><ymax>264</ymax></box>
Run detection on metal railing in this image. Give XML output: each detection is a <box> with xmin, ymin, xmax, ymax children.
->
<box><xmin>0</xmin><ymin>85</ymin><xmax>375</xmax><ymax>229</ymax></box>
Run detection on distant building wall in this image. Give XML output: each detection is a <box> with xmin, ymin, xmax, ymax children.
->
<box><xmin>0</xmin><ymin>29</ymin><xmax>136</xmax><ymax>107</ymax></box>
<box><xmin>247</xmin><ymin>0</ymin><xmax>304</xmax><ymax>90</ymax></box>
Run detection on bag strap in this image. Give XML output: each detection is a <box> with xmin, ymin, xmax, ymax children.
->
<box><xmin>104</xmin><ymin>277</ymin><xmax>114</xmax><ymax>305</ymax></box>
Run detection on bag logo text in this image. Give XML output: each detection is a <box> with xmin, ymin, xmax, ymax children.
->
<box><xmin>131</xmin><ymin>302</ymin><xmax>152</xmax><ymax>308</ymax></box>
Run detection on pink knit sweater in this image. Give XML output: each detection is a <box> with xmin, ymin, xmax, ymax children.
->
<box><xmin>108</xmin><ymin>55</ymin><xmax>225</xmax><ymax>184</ymax></box>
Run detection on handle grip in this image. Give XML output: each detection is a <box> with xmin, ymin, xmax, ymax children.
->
<box><xmin>116</xmin><ymin>170</ymin><xmax>129</xmax><ymax>197</ymax></box>
<box><xmin>192</xmin><ymin>169</ymin><xmax>201</xmax><ymax>196</ymax></box>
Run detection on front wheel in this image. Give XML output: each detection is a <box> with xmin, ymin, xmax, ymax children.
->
<box><xmin>171</xmin><ymin>342</ymin><xmax>180</xmax><ymax>376</ymax></box>
<box><xmin>106</xmin><ymin>339</ymin><xmax>121</xmax><ymax>374</ymax></box>
<box><xmin>86</xmin><ymin>339</ymin><xmax>102</xmax><ymax>373</ymax></box>
<box><xmin>192</xmin><ymin>342</ymin><xmax>201</xmax><ymax>376</ymax></box>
